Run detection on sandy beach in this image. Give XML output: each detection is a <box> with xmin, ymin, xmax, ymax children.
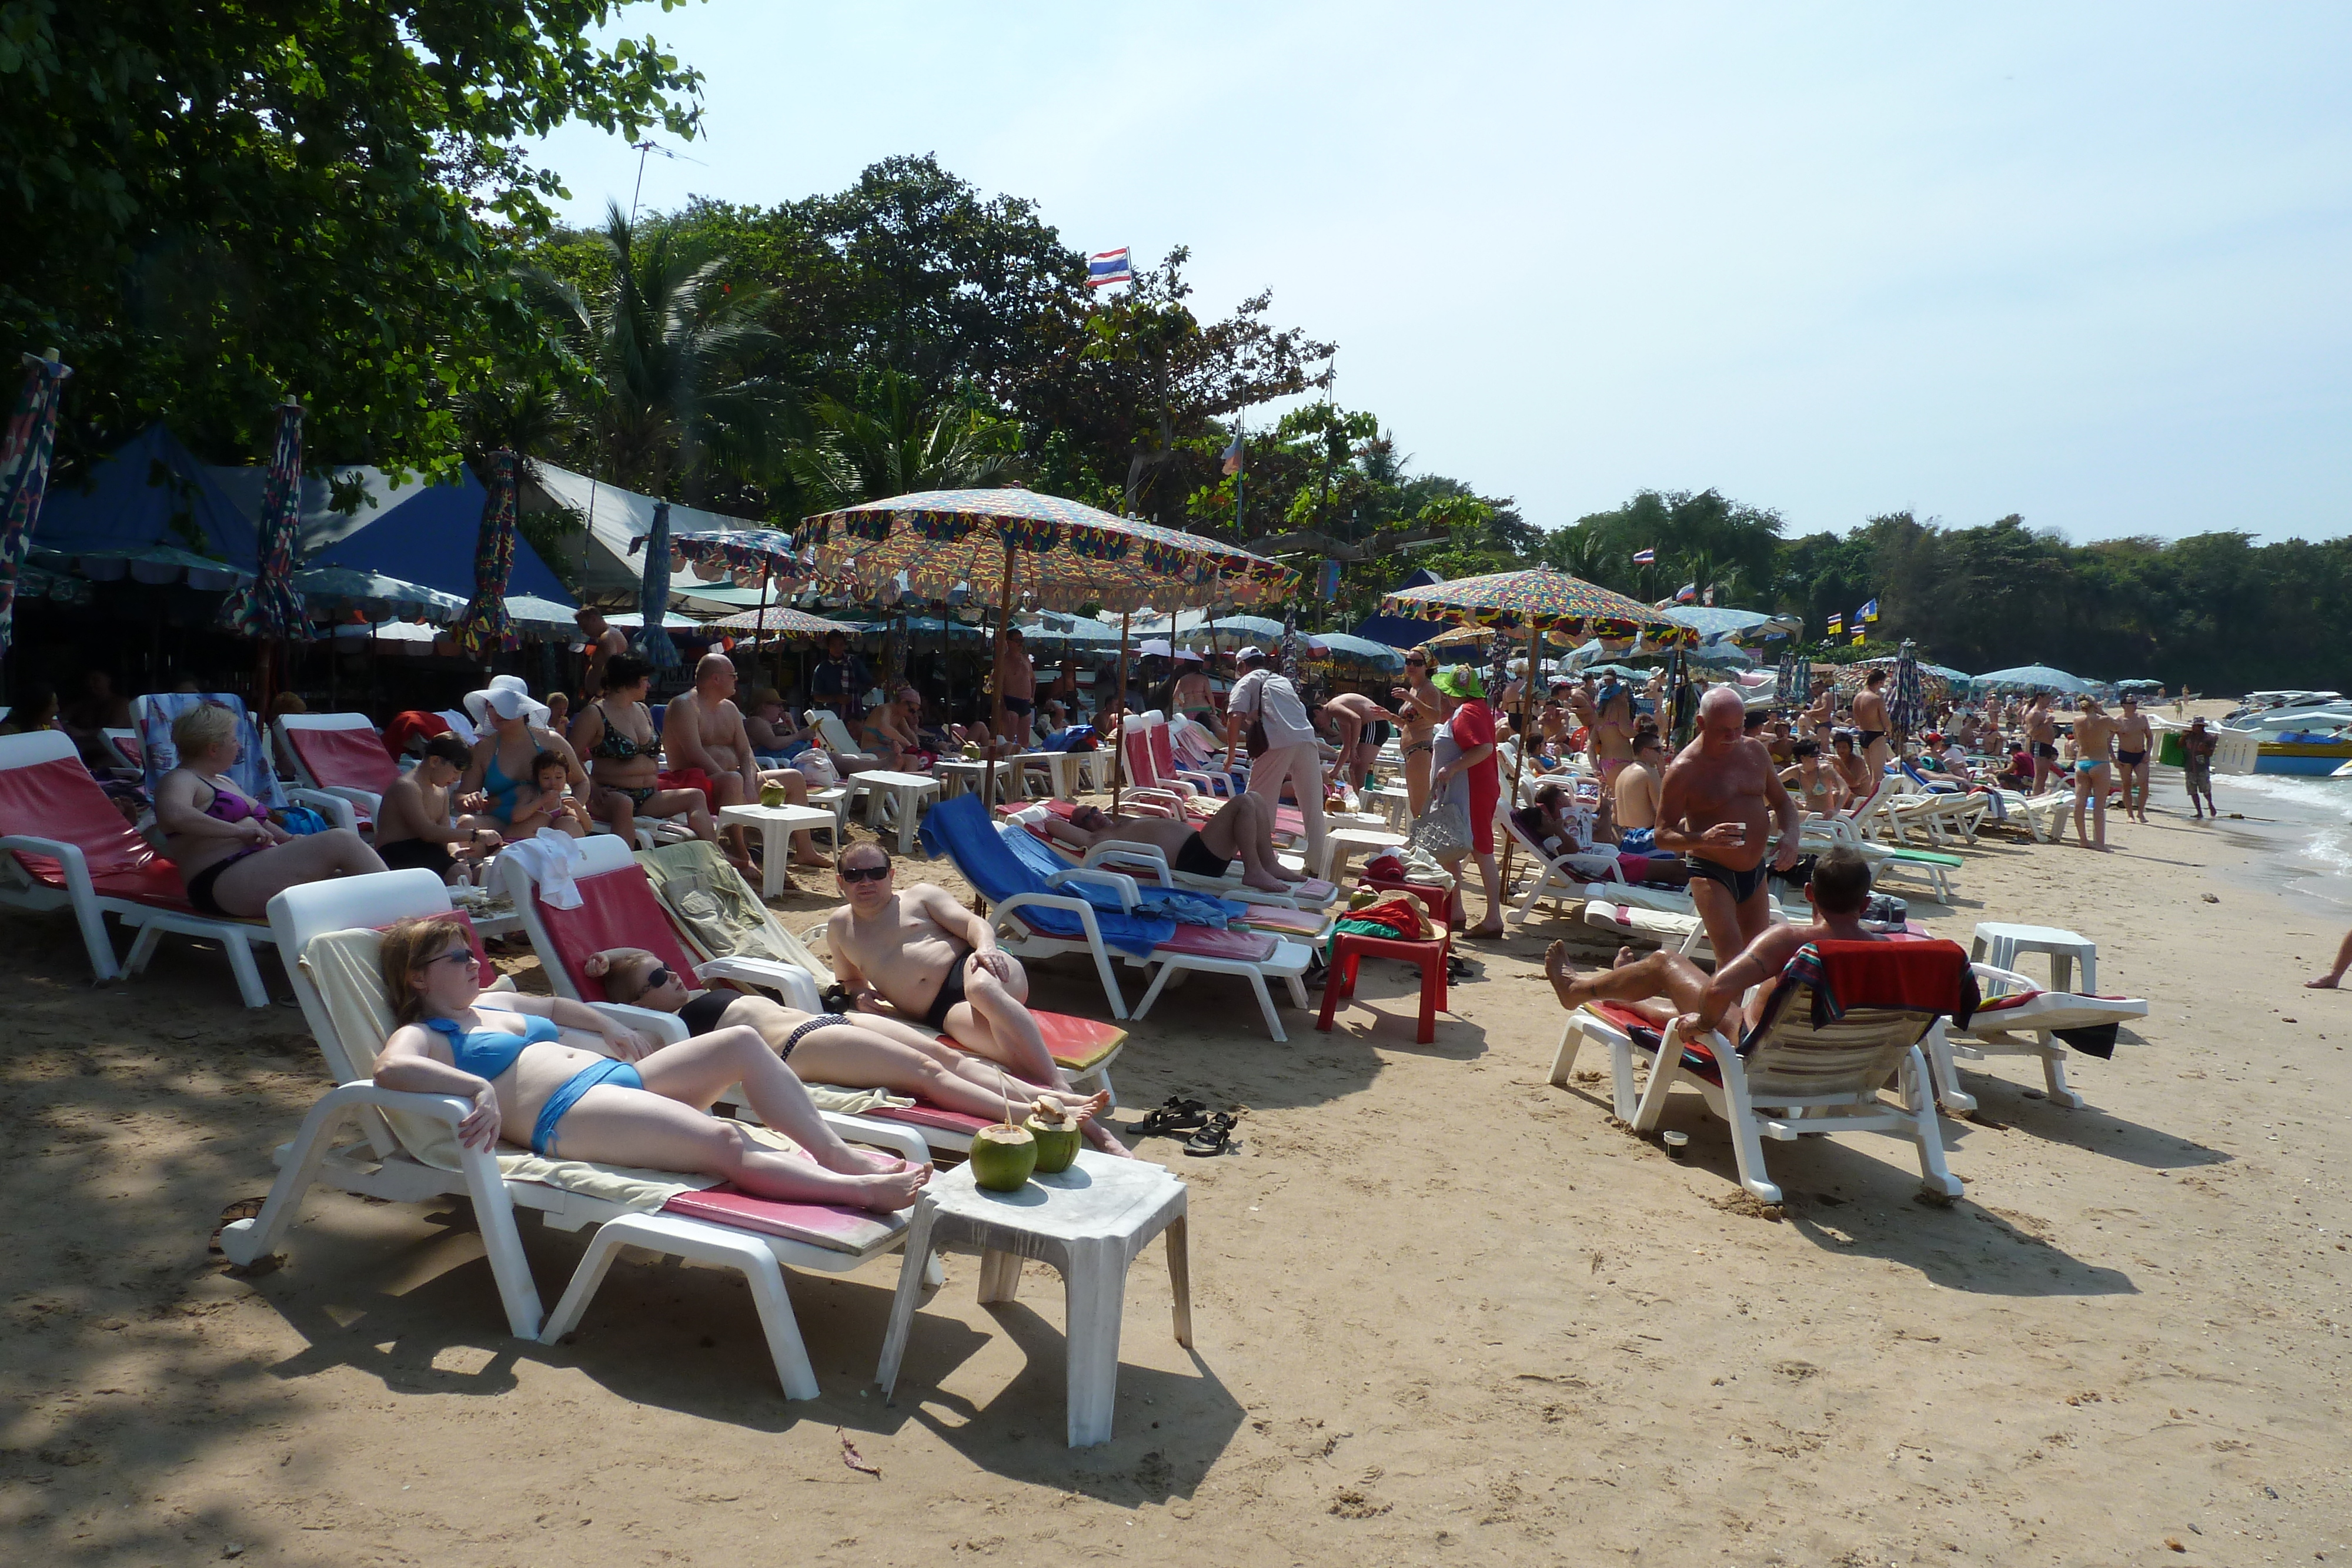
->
<box><xmin>6</xmin><ymin>724</ymin><xmax>2352</xmax><ymax>1566</ymax></box>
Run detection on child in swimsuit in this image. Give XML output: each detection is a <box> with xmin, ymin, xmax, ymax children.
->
<box><xmin>370</xmin><ymin>918</ymin><xmax>930</xmax><ymax>1208</ymax></box>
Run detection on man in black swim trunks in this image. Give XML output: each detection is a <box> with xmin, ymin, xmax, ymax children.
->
<box><xmin>1038</xmin><ymin>792</ymin><xmax>1301</xmax><ymax>894</ymax></box>
<box><xmin>1655</xmin><ymin>686</ymin><xmax>1804</xmax><ymax>964</ymax></box>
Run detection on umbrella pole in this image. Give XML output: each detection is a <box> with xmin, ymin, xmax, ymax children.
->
<box><xmin>1499</xmin><ymin>625</ymin><xmax>1534</xmax><ymax>894</ymax></box>
<box><xmin>1112</xmin><ymin>610</ymin><xmax>1131</xmax><ymax>818</ymax></box>
<box><xmin>983</xmin><ymin>545</ymin><xmax>1014</xmax><ymax>808</ymax></box>
<box><xmin>754</xmin><ymin>563</ymin><xmax>774</xmax><ymax>683</ymax></box>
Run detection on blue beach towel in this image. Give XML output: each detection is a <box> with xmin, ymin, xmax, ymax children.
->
<box><xmin>919</xmin><ymin>793</ymin><xmax>1174</xmax><ymax>958</ymax></box>
<box><xmin>997</xmin><ymin>818</ymin><xmax>1247</xmax><ymax>929</ymax></box>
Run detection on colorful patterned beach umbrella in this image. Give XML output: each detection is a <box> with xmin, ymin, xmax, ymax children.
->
<box><xmin>218</xmin><ymin>402</ymin><xmax>309</xmax><ymax>641</ymax></box>
<box><xmin>1379</xmin><ymin>568</ymin><xmax>1696</xmax><ymax>645</ymax></box>
<box><xmin>660</xmin><ymin>526</ymin><xmax>808</xmax><ymax>588</ymax></box>
<box><xmin>631</xmin><ymin>500</ymin><xmax>681</xmax><ymax>670</ymax></box>
<box><xmin>0</xmin><ymin>350</ymin><xmax>72</xmax><ymax>657</ymax></box>
<box><xmin>455</xmin><ymin>449</ymin><xmax>519</xmax><ymax>660</ymax></box>
<box><xmin>1302</xmin><ymin>631</ymin><xmax>1404</xmax><ymax>676</ymax></box>
<box><xmin>796</xmin><ymin>489</ymin><xmax>1297</xmax><ymax>614</ymax></box>
<box><xmin>1890</xmin><ymin>640</ymin><xmax>1927</xmax><ymax>736</ymax></box>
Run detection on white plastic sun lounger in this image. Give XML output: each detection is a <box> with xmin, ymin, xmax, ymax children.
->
<box><xmin>1922</xmin><ymin>962</ymin><xmax>2150</xmax><ymax>1112</ymax></box>
<box><xmin>219</xmin><ymin>869</ymin><xmax>932</xmax><ymax>1399</ymax></box>
<box><xmin>1549</xmin><ymin>939</ymin><xmax>1972</xmax><ymax>1206</ymax></box>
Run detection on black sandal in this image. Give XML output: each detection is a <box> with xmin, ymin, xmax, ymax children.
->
<box><xmin>1132</xmin><ymin>1098</ymin><xmax>1209</xmax><ymax>1139</ymax></box>
<box><xmin>1183</xmin><ymin>1113</ymin><xmax>1237</xmax><ymax>1157</ymax></box>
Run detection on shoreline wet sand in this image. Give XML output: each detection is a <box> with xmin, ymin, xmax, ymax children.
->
<box><xmin>4</xmin><ymin>739</ymin><xmax>2350</xmax><ymax>1566</ymax></box>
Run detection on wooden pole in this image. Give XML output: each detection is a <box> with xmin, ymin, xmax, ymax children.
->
<box><xmin>1111</xmin><ymin>609</ymin><xmax>1131</xmax><ymax>818</ymax></box>
<box><xmin>983</xmin><ymin>543</ymin><xmax>1015</xmax><ymax>808</ymax></box>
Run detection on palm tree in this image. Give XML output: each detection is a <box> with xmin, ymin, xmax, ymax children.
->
<box><xmin>535</xmin><ymin>202</ymin><xmax>792</xmax><ymax>502</ymax></box>
<box><xmin>778</xmin><ymin>370</ymin><xmax>1024</xmax><ymax>512</ymax></box>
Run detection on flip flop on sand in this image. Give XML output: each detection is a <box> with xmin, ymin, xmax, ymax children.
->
<box><xmin>1183</xmin><ymin>1114</ymin><xmax>1237</xmax><ymax>1157</ymax></box>
<box><xmin>1132</xmin><ymin>1098</ymin><xmax>1210</xmax><ymax>1139</ymax></box>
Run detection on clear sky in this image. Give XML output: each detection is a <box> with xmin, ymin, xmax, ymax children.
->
<box><xmin>535</xmin><ymin>2</ymin><xmax>2352</xmax><ymax>546</ymax></box>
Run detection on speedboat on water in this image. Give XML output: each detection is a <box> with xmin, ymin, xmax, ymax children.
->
<box><xmin>2247</xmin><ymin>716</ymin><xmax>2352</xmax><ymax>775</ymax></box>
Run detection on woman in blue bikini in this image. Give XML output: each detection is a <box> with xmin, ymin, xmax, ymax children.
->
<box><xmin>369</xmin><ymin>917</ymin><xmax>931</xmax><ymax>1210</ymax></box>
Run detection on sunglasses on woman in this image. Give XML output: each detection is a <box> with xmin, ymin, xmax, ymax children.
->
<box><xmin>839</xmin><ymin>863</ymin><xmax>891</xmax><ymax>884</ymax></box>
<box><xmin>640</xmin><ymin>964</ymin><xmax>673</xmax><ymax>991</ymax></box>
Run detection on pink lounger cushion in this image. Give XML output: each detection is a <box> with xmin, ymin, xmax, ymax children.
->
<box><xmin>290</xmin><ymin>725</ymin><xmax>399</xmax><ymax>795</ymax></box>
<box><xmin>660</xmin><ymin>1183</ymin><xmax>902</xmax><ymax>1253</ymax></box>
<box><xmin>868</xmin><ymin>1103</ymin><xmax>995</xmax><ymax>1135</ymax></box>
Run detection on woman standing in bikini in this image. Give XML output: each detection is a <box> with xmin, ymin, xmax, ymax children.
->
<box><xmin>569</xmin><ymin>654</ymin><xmax>722</xmax><ymax>850</ymax></box>
<box><xmin>1391</xmin><ymin>648</ymin><xmax>1445</xmax><ymax>817</ymax></box>
<box><xmin>1589</xmin><ymin>680</ymin><xmax>1637</xmax><ymax>784</ymax></box>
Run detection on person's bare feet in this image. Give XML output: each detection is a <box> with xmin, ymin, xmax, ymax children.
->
<box><xmin>2307</xmin><ymin>975</ymin><xmax>2342</xmax><ymax>990</ymax></box>
<box><xmin>843</xmin><ymin>1164</ymin><xmax>933</xmax><ymax>1210</ymax></box>
<box><xmin>1544</xmin><ymin>940</ymin><xmax>1583</xmax><ymax>1007</ymax></box>
<box><xmin>1242</xmin><ymin>869</ymin><xmax>1290</xmax><ymax>893</ymax></box>
<box><xmin>1612</xmin><ymin>945</ymin><xmax>1642</xmax><ymax>969</ymax></box>
<box><xmin>1465</xmin><ymin>924</ymin><xmax>1506</xmax><ymax>940</ymax></box>
<box><xmin>1082</xmin><ymin>1119</ymin><xmax>1132</xmax><ymax>1156</ymax></box>
<box><xmin>820</xmin><ymin>1144</ymin><xmax>928</xmax><ymax>1179</ymax></box>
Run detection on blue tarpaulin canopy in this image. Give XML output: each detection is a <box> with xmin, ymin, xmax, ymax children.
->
<box><xmin>1351</xmin><ymin>568</ymin><xmax>1453</xmax><ymax>648</ymax></box>
<box><xmin>209</xmin><ymin>459</ymin><xmax>572</xmax><ymax>606</ymax></box>
<box><xmin>34</xmin><ymin>424</ymin><xmax>258</xmax><ymax>564</ymax></box>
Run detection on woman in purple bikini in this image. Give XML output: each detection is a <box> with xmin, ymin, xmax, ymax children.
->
<box><xmin>152</xmin><ymin>703</ymin><xmax>386</xmax><ymax>918</ymax></box>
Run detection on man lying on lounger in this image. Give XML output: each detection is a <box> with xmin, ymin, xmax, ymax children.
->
<box><xmin>825</xmin><ymin>840</ymin><xmax>1129</xmax><ymax>1154</ymax></box>
<box><xmin>1038</xmin><ymin>793</ymin><xmax>1301</xmax><ymax>894</ymax></box>
<box><xmin>1542</xmin><ymin>844</ymin><xmax>1883</xmax><ymax>1041</ymax></box>
<box><xmin>584</xmin><ymin>947</ymin><xmax>1108</xmax><ymax>1128</ymax></box>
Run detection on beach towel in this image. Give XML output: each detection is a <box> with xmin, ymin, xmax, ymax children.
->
<box><xmin>382</xmin><ymin>710</ymin><xmax>451</xmax><ymax>763</ymax></box>
<box><xmin>502</xmin><ymin>828</ymin><xmax>587</xmax><ymax>909</ymax></box>
<box><xmin>919</xmin><ymin>791</ymin><xmax>1174</xmax><ymax>958</ymax></box>
<box><xmin>997</xmin><ymin>817</ymin><xmax>1246</xmax><ymax>928</ymax></box>
<box><xmin>135</xmin><ymin>693</ymin><xmax>286</xmax><ymax>810</ymax></box>
<box><xmin>637</xmin><ymin>838</ymin><xmax>835</xmax><ymax>982</ymax></box>
<box><xmin>1780</xmin><ymin>940</ymin><xmax>1977</xmax><ymax>1033</ymax></box>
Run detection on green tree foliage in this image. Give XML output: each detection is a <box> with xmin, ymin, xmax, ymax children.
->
<box><xmin>2</xmin><ymin>0</ymin><xmax>704</xmax><ymax>476</ymax></box>
<box><xmin>777</xmin><ymin>370</ymin><xmax>1024</xmax><ymax>514</ymax></box>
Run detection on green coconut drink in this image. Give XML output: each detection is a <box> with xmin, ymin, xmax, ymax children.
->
<box><xmin>1025</xmin><ymin>1098</ymin><xmax>1082</xmax><ymax>1174</ymax></box>
<box><xmin>968</xmin><ymin>1124</ymin><xmax>1037</xmax><ymax>1192</ymax></box>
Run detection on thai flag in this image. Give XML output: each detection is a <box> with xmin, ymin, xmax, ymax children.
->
<box><xmin>1087</xmin><ymin>248</ymin><xmax>1134</xmax><ymax>288</ymax></box>
<box><xmin>1674</xmin><ymin>581</ymin><xmax>1698</xmax><ymax>604</ymax></box>
<box><xmin>1221</xmin><ymin>426</ymin><xmax>1245</xmax><ymax>476</ymax></box>
<box><xmin>1826</xmin><ymin>612</ymin><xmax>1843</xmax><ymax>636</ymax></box>
<box><xmin>1632</xmin><ymin>549</ymin><xmax>1656</xmax><ymax>565</ymax></box>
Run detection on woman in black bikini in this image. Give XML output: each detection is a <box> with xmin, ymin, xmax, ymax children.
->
<box><xmin>567</xmin><ymin>655</ymin><xmax>720</xmax><ymax>848</ymax></box>
<box><xmin>586</xmin><ymin>947</ymin><xmax>1109</xmax><ymax>1126</ymax></box>
<box><xmin>152</xmin><ymin>703</ymin><xmax>385</xmax><ymax>918</ymax></box>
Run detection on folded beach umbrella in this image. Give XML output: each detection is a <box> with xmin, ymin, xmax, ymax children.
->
<box><xmin>1890</xmin><ymin>640</ymin><xmax>1927</xmax><ymax>735</ymax></box>
<box><xmin>0</xmin><ymin>350</ymin><xmax>71</xmax><ymax>657</ymax></box>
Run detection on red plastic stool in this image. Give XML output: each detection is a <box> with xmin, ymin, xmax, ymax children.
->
<box><xmin>1317</xmin><ymin>931</ymin><xmax>1448</xmax><ymax>1044</ymax></box>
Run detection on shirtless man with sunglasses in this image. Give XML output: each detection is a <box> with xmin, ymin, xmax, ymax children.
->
<box><xmin>825</xmin><ymin>841</ymin><xmax>1129</xmax><ymax>1154</ymax></box>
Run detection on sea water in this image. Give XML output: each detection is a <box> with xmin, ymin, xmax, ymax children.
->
<box><xmin>2209</xmin><ymin>770</ymin><xmax>2352</xmax><ymax>914</ymax></box>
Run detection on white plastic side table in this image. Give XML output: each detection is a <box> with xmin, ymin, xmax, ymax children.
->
<box><xmin>846</xmin><ymin>770</ymin><xmax>943</xmax><ymax>854</ymax></box>
<box><xmin>1970</xmin><ymin>921</ymin><xmax>2097</xmax><ymax>994</ymax></box>
<box><xmin>717</xmin><ymin>803</ymin><xmax>838</xmax><ymax>898</ymax></box>
<box><xmin>875</xmin><ymin>1151</ymin><xmax>1191</xmax><ymax>1447</ymax></box>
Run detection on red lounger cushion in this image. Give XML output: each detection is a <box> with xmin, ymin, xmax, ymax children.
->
<box><xmin>661</xmin><ymin>1183</ymin><xmax>901</xmax><ymax>1254</ymax></box>
<box><xmin>533</xmin><ymin>867</ymin><xmax>706</xmax><ymax>1001</ymax></box>
<box><xmin>1157</xmin><ymin>924</ymin><xmax>1279</xmax><ymax>961</ymax></box>
<box><xmin>0</xmin><ymin>755</ymin><xmax>192</xmax><ymax>908</ymax></box>
<box><xmin>290</xmin><ymin>725</ymin><xmax>398</xmax><ymax>795</ymax></box>
<box><xmin>868</xmin><ymin>1102</ymin><xmax>995</xmax><ymax>1135</ymax></box>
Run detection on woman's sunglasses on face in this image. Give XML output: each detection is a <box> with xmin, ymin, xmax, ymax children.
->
<box><xmin>427</xmin><ymin>948</ymin><xmax>476</xmax><ymax>971</ymax></box>
<box><xmin>641</xmin><ymin>964</ymin><xmax>673</xmax><ymax>991</ymax></box>
<box><xmin>839</xmin><ymin>863</ymin><xmax>891</xmax><ymax>884</ymax></box>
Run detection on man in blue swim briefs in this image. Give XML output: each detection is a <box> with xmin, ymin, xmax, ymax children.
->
<box><xmin>1653</xmin><ymin>686</ymin><xmax>1804</xmax><ymax>965</ymax></box>
<box><xmin>369</xmin><ymin>917</ymin><xmax>929</xmax><ymax>1209</ymax></box>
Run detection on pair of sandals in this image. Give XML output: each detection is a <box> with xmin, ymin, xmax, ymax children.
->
<box><xmin>1130</xmin><ymin>1097</ymin><xmax>1237</xmax><ymax>1156</ymax></box>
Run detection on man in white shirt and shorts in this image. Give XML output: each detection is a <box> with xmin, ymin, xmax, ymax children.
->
<box><xmin>1225</xmin><ymin>646</ymin><xmax>1327</xmax><ymax>875</ymax></box>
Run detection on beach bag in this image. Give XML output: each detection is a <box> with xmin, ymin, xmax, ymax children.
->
<box><xmin>1406</xmin><ymin>803</ymin><xmax>1472</xmax><ymax>864</ymax></box>
<box><xmin>276</xmin><ymin>804</ymin><xmax>332</xmax><ymax>836</ymax></box>
<box><xmin>796</xmin><ymin>751</ymin><xmax>840</xmax><ymax>787</ymax></box>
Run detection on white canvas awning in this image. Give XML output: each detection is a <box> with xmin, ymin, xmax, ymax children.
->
<box><xmin>520</xmin><ymin>459</ymin><xmax>772</xmax><ymax>600</ymax></box>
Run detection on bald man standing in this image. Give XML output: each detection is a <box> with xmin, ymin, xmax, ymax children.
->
<box><xmin>1655</xmin><ymin>687</ymin><xmax>1805</xmax><ymax>962</ymax></box>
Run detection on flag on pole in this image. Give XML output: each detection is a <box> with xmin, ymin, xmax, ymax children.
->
<box><xmin>1315</xmin><ymin>559</ymin><xmax>1342</xmax><ymax>600</ymax></box>
<box><xmin>1858</xmin><ymin>597</ymin><xmax>1879</xmax><ymax>623</ymax></box>
<box><xmin>1221</xmin><ymin>426</ymin><xmax>1245</xmax><ymax>476</ymax></box>
<box><xmin>1674</xmin><ymin>581</ymin><xmax>1698</xmax><ymax>604</ymax></box>
<box><xmin>1701</xmin><ymin>585</ymin><xmax>1716</xmax><ymax>607</ymax></box>
<box><xmin>1632</xmin><ymin>548</ymin><xmax>1656</xmax><ymax>565</ymax></box>
<box><xmin>1826</xmin><ymin>611</ymin><xmax>1843</xmax><ymax>637</ymax></box>
<box><xmin>1087</xmin><ymin>248</ymin><xmax>1134</xmax><ymax>287</ymax></box>
<box><xmin>1851</xmin><ymin>624</ymin><xmax>1867</xmax><ymax>646</ymax></box>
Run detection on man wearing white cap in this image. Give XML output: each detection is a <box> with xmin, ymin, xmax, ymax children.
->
<box><xmin>1225</xmin><ymin>646</ymin><xmax>1326</xmax><ymax>873</ymax></box>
